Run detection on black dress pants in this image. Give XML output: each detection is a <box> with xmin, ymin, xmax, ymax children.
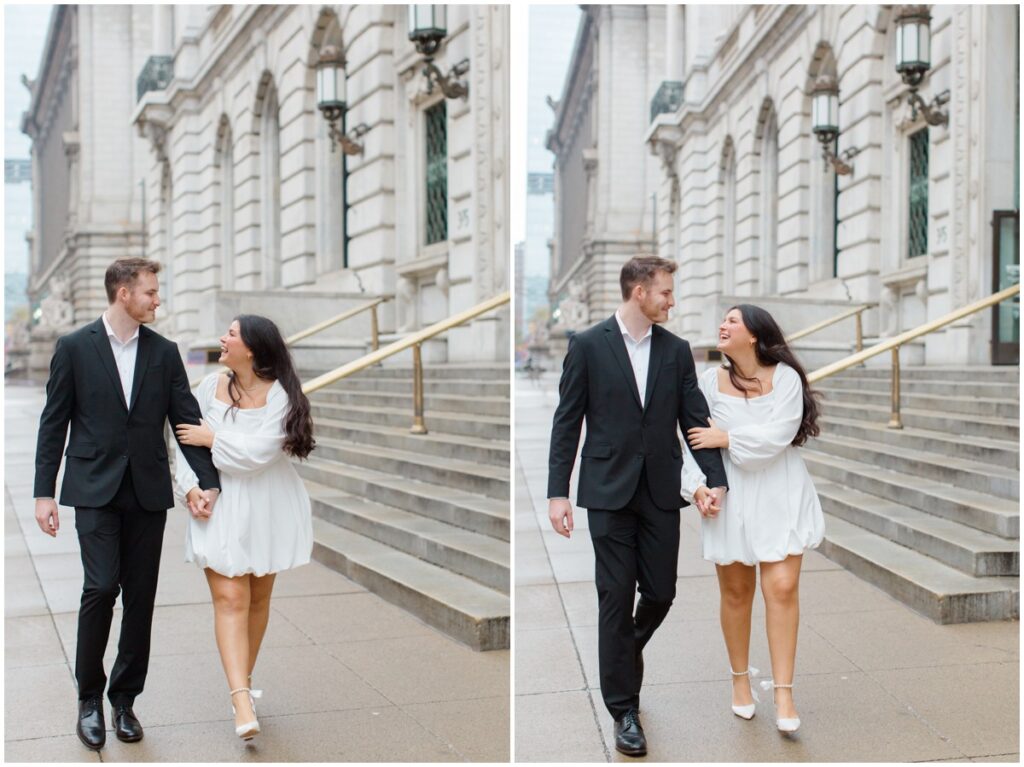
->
<box><xmin>74</xmin><ymin>469</ymin><xmax>167</xmax><ymax>705</ymax></box>
<box><xmin>587</xmin><ymin>469</ymin><xmax>680</xmax><ymax>720</ymax></box>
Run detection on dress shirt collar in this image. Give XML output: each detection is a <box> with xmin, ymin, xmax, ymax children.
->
<box><xmin>614</xmin><ymin>310</ymin><xmax>653</xmax><ymax>345</ymax></box>
<box><xmin>102</xmin><ymin>311</ymin><xmax>140</xmax><ymax>345</ymax></box>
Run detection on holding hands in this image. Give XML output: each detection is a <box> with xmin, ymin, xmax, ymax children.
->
<box><xmin>176</xmin><ymin>419</ymin><xmax>214</xmax><ymax>448</ymax></box>
<box><xmin>693</xmin><ymin>485</ymin><xmax>727</xmax><ymax>519</ymax></box>
<box><xmin>186</xmin><ymin>487</ymin><xmax>220</xmax><ymax>520</ymax></box>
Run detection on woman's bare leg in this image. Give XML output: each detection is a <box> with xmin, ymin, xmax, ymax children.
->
<box><xmin>716</xmin><ymin>561</ymin><xmax>757</xmax><ymax>706</ymax></box>
<box><xmin>246</xmin><ymin>573</ymin><xmax>276</xmax><ymax>678</ymax></box>
<box><xmin>205</xmin><ymin>569</ymin><xmax>256</xmax><ymax>728</ymax></box>
<box><xmin>760</xmin><ymin>555</ymin><xmax>803</xmax><ymax>719</ymax></box>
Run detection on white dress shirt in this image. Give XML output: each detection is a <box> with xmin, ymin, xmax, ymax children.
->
<box><xmin>102</xmin><ymin>312</ymin><xmax>140</xmax><ymax>407</ymax></box>
<box><xmin>614</xmin><ymin>310</ymin><xmax>653</xmax><ymax>406</ymax></box>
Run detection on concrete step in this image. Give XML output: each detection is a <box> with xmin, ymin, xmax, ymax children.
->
<box><xmin>313</xmin><ymin>437</ymin><xmax>508</xmax><ymax>500</ymax></box>
<box><xmin>816</xmin><ymin>480</ymin><xmax>1019</xmax><ymax>576</ymax></box>
<box><xmin>307</xmin><ymin>482</ymin><xmax>509</xmax><ymax>593</ymax></box>
<box><xmin>323</xmin><ymin>376</ymin><xmax>510</xmax><ymax>398</ymax></box>
<box><xmin>310</xmin><ymin>402</ymin><xmax>509</xmax><ymax>441</ymax></box>
<box><xmin>295</xmin><ymin>458</ymin><xmax>509</xmax><ymax>541</ymax></box>
<box><xmin>311</xmin><ymin>389</ymin><xmax>509</xmax><ymax>419</ymax></box>
<box><xmin>310</xmin><ymin>517</ymin><xmax>508</xmax><ymax>650</ymax></box>
<box><xmin>802</xmin><ymin>450</ymin><xmax>1019</xmax><ymax>538</ymax></box>
<box><xmin>819</xmin><ymin>400</ymin><xmax>1019</xmax><ymax>442</ymax></box>
<box><xmin>811</xmin><ymin>434</ymin><xmax>1019</xmax><ymax>500</ymax></box>
<box><xmin>831</xmin><ymin>366</ymin><xmax>1019</xmax><ymax>383</ymax></box>
<box><xmin>314</xmin><ymin>417</ymin><xmax>509</xmax><ymax>468</ymax></box>
<box><xmin>820</xmin><ymin>514</ymin><xmax>1019</xmax><ymax>624</ymax></box>
<box><xmin>302</xmin><ymin>363</ymin><xmax>510</xmax><ymax>382</ymax></box>
<box><xmin>817</xmin><ymin>386</ymin><xmax>1019</xmax><ymax>420</ymax></box>
<box><xmin>819</xmin><ymin>416</ymin><xmax>1019</xmax><ymax>470</ymax></box>
<box><xmin>821</xmin><ymin>375</ymin><xmax>1019</xmax><ymax>399</ymax></box>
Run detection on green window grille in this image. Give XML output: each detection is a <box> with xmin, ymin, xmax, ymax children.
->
<box><xmin>908</xmin><ymin>128</ymin><xmax>929</xmax><ymax>258</ymax></box>
<box><xmin>425</xmin><ymin>102</ymin><xmax>448</xmax><ymax>245</ymax></box>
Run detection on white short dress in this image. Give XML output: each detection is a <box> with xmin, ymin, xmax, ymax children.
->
<box><xmin>682</xmin><ymin>362</ymin><xmax>825</xmax><ymax>566</ymax></box>
<box><xmin>174</xmin><ymin>373</ymin><xmax>313</xmax><ymax>577</ymax></box>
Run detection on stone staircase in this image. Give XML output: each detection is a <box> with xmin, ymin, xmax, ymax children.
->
<box><xmin>294</xmin><ymin>363</ymin><xmax>510</xmax><ymax>650</ymax></box>
<box><xmin>805</xmin><ymin>366</ymin><xmax>1020</xmax><ymax>624</ymax></box>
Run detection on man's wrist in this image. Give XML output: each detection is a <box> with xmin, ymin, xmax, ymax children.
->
<box><xmin>35</xmin><ymin>497</ymin><xmax>54</xmax><ymax>501</ymax></box>
<box><xmin>548</xmin><ymin>496</ymin><xmax>569</xmax><ymax>501</ymax></box>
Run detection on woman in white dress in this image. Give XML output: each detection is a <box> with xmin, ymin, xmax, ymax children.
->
<box><xmin>682</xmin><ymin>304</ymin><xmax>824</xmax><ymax>734</ymax></box>
<box><xmin>174</xmin><ymin>315</ymin><xmax>314</xmax><ymax>741</ymax></box>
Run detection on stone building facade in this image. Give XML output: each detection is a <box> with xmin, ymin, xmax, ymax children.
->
<box><xmin>548</xmin><ymin>5</ymin><xmax>1019</xmax><ymax>367</ymax></box>
<box><xmin>132</xmin><ymin>4</ymin><xmax>509</xmax><ymax>365</ymax></box>
<box><xmin>25</xmin><ymin>5</ymin><xmax>509</xmax><ymax>370</ymax></box>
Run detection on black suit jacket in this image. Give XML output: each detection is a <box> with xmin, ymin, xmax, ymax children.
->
<box><xmin>33</xmin><ymin>318</ymin><xmax>220</xmax><ymax>511</ymax></box>
<box><xmin>547</xmin><ymin>315</ymin><xmax>728</xmax><ymax>511</ymax></box>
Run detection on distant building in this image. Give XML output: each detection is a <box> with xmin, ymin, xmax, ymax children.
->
<box><xmin>5</xmin><ymin>159</ymin><xmax>33</xmax><ymax>321</ymax></box>
<box><xmin>21</xmin><ymin>6</ymin><xmax>155</xmax><ymax>370</ymax></box>
<box><xmin>523</xmin><ymin>5</ymin><xmax>580</xmax><ymax>342</ymax></box>
<box><xmin>549</xmin><ymin>5</ymin><xmax>1020</xmax><ymax>366</ymax></box>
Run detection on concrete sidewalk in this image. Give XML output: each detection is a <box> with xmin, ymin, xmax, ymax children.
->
<box><xmin>514</xmin><ymin>372</ymin><xmax>1018</xmax><ymax>763</ymax></box>
<box><xmin>5</xmin><ymin>382</ymin><xmax>508</xmax><ymax>763</ymax></box>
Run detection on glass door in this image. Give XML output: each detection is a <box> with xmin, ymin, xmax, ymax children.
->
<box><xmin>992</xmin><ymin>210</ymin><xmax>1020</xmax><ymax>365</ymax></box>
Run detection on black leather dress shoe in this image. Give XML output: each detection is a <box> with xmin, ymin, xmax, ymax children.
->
<box><xmin>112</xmin><ymin>705</ymin><xmax>144</xmax><ymax>743</ymax></box>
<box><xmin>614</xmin><ymin>709</ymin><xmax>647</xmax><ymax>757</ymax></box>
<box><xmin>77</xmin><ymin>696</ymin><xmax>105</xmax><ymax>750</ymax></box>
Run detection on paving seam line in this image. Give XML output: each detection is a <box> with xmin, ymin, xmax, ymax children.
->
<box><xmin>515</xmin><ymin>451</ymin><xmax>612</xmax><ymax>762</ymax></box>
<box><xmin>803</xmin><ymin>619</ymin><xmax>971</xmax><ymax>760</ymax></box>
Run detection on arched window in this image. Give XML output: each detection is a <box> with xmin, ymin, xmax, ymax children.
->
<box><xmin>759</xmin><ymin>110</ymin><xmax>779</xmax><ymax>294</ymax></box>
<box><xmin>160</xmin><ymin>162</ymin><xmax>175</xmax><ymax>320</ymax></box>
<box><xmin>215</xmin><ymin>119</ymin><xmax>234</xmax><ymax>287</ymax></box>
<box><xmin>259</xmin><ymin>80</ymin><xmax>281</xmax><ymax>289</ymax></box>
<box><xmin>721</xmin><ymin>138</ymin><xmax>736</xmax><ymax>294</ymax></box>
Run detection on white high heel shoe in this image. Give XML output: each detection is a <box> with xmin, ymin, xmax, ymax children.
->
<box><xmin>729</xmin><ymin>666</ymin><xmax>759</xmax><ymax>720</ymax></box>
<box><xmin>759</xmin><ymin>679</ymin><xmax>800</xmax><ymax>733</ymax></box>
<box><xmin>230</xmin><ymin>687</ymin><xmax>260</xmax><ymax>740</ymax></box>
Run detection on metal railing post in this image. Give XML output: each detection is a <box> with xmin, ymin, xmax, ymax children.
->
<box><xmin>855</xmin><ymin>310</ymin><xmax>864</xmax><ymax>353</ymax></box>
<box><xmin>370</xmin><ymin>305</ymin><xmax>380</xmax><ymax>352</ymax></box>
<box><xmin>887</xmin><ymin>346</ymin><xmax>903</xmax><ymax>429</ymax></box>
<box><xmin>411</xmin><ymin>343</ymin><xmax>428</xmax><ymax>434</ymax></box>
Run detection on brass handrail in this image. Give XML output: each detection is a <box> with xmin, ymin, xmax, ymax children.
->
<box><xmin>807</xmin><ymin>283</ymin><xmax>1020</xmax><ymax>428</ymax></box>
<box><xmin>285</xmin><ymin>297</ymin><xmax>386</xmax><ymax>347</ymax></box>
<box><xmin>786</xmin><ymin>303</ymin><xmax>875</xmax><ymax>352</ymax></box>
<box><xmin>302</xmin><ymin>290</ymin><xmax>511</xmax><ymax>433</ymax></box>
<box><xmin>189</xmin><ymin>297</ymin><xmax>387</xmax><ymax>388</ymax></box>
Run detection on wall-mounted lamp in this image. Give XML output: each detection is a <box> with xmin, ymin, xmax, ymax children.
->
<box><xmin>894</xmin><ymin>5</ymin><xmax>949</xmax><ymax>126</ymax></box>
<box><xmin>316</xmin><ymin>45</ymin><xmax>370</xmax><ymax>155</ymax></box>
<box><xmin>408</xmin><ymin>5</ymin><xmax>469</xmax><ymax>100</ymax></box>
<box><xmin>811</xmin><ymin>75</ymin><xmax>861</xmax><ymax>175</ymax></box>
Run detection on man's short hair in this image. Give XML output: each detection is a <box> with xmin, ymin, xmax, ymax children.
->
<box><xmin>620</xmin><ymin>255</ymin><xmax>677</xmax><ymax>299</ymax></box>
<box><xmin>104</xmin><ymin>258</ymin><xmax>162</xmax><ymax>303</ymax></box>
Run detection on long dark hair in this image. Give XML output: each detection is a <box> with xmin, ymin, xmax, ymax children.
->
<box><xmin>227</xmin><ymin>314</ymin><xmax>315</xmax><ymax>459</ymax></box>
<box><xmin>722</xmin><ymin>304</ymin><xmax>821</xmax><ymax>447</ymax></box>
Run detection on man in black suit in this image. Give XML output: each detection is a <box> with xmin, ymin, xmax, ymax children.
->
<box><xmin>33</xmin><ymin>258</ymin><xmax>221</xmax><ymax>750</ymax></box>
<box><xmin>547</xmin><ymin>255</ymin><xmax>728</xmax><ymax>756</ymax></box>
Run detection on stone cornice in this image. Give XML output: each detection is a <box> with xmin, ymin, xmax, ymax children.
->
<box><xmin>671</xmin><ymin>4</ymin><xmax>810</xmax><ymax>137</ymax></box>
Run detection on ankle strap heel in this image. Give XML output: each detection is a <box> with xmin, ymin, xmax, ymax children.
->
<box><xmin>759</xmin><ymin>680</ymin><xmax>800</xmax><ymax>734</ymax></box>
<box><xmin>728</xmin><ymin>666</ymin><xmax>759</xmax><ymax>720</ymax></box>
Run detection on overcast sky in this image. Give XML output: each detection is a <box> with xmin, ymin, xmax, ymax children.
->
<box><xmin>5</xmin><ymin>4</ymin><xmax>54</xmax><ymax>159</ymax></box>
